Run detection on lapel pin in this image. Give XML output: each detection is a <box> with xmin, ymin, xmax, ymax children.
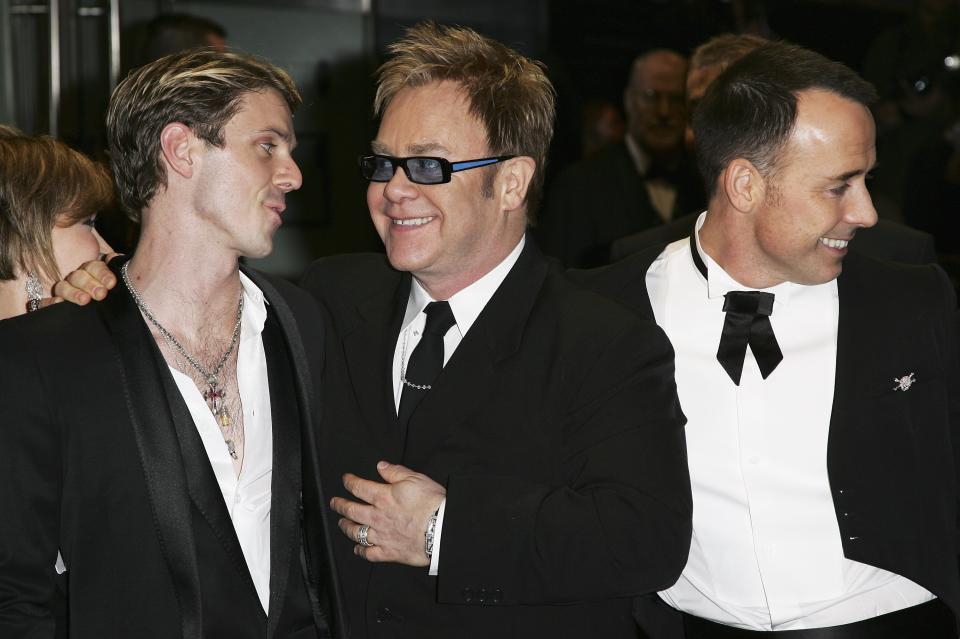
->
<box><xmin>892</xmin><ymin>372</ymin><xmax>916</xmax><ymax>392</ymax></box>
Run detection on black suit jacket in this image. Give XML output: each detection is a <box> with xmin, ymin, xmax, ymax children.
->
<box><xmin>300</xmin><ymin>242</ymin><xmax>692</xmax><ymax>639</ymax></box>
<box><xmin>0</xmin><ymin>264</ymin><xmax>346</xmax><ymax>639</ymax></box>
<box><xmin>610</xmin><ymin>212</ymin><xmax>939</xmax><ymax>265</ymax></box>
<box><xmin>575</xmin><ymin>246</ymin><xmax>960</xmax><ymax>638</ymax></box>
<box><xmin>538</xmin><ymin>141</ymin><xmax>705</xmax><ymax>268</ymax></box>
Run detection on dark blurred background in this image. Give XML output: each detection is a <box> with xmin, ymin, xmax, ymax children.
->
<box><xmin>4</xmin><ymin>0</ymin><xmax>959</xmax><ymax>279</ymax></box>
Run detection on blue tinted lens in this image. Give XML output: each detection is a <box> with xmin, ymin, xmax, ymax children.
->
<box><xmin>407</xmin><ymin>157</ymin><xmax>444</xmax><ymax>183</ymax></box>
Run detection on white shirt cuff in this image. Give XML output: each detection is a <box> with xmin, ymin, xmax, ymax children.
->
<box><xmin>428</xmin><ymin>498</ymin><xmax>446</xmax><ymax>575</ymax></box>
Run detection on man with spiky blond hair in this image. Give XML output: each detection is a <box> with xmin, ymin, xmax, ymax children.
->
<box><xmin>310</xmin><ymin>22</ymin><xmax>691</xmax><ymax>638</ymax></box>
<box><xmin>0</xmin><ymin>49</ymin><xmax>345</xmax><ymax>638</ymax></box>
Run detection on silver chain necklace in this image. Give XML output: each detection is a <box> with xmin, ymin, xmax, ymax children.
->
<box><xmin>399</xmin><ymin>327</ymin><xmax>432</xmax><ymax>391</ymax></box>
<box><xmin>122</xmin><ymin>261</ymin><xmax>244</xmax><ymax>459</ymax></box>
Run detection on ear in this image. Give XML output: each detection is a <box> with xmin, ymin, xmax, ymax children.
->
<box><xmin>499</xmin><ymin>156</ymin><xmax>536</xmax><ymax>213</ymax></box>
<box><xmin>720</xmin><ymin>158</ymin><xmax>765</xmax><ymax>213</ymax></box>
<box><xmin>159</xmin><ymin>123</ymin><xmax>196</xmax><ymax>180</ymax></box>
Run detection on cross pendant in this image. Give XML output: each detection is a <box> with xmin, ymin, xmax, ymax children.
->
<box><xmin>203</xmin><ymin>383</ymin><xmax>225</xmax><ymax>413</ymax></box>
<box><xmin>226</xmin><ymin>439</ymin><xmax>238</xmax><ymax>460</ymax></box>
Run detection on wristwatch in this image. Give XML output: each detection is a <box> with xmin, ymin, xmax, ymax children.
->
<box><xmin>424</xmin><ymin>507</ymin><xmax>440</xmax><ymax>558</ymax></box>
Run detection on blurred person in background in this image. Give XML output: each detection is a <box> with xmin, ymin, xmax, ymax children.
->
<box><xmin>0</xmin><ymin>132</ymin><xmax>113</xmax><ymax>320</ymax></box>
<box><xmin>611</xmin><ymin>33</ymin><xmax>937</xmax><ymax>267</ymax></box>
<box><xmin>538</xmin><ymin>48</ymin><xmax>704</xmax><ymax>268</ymax></box>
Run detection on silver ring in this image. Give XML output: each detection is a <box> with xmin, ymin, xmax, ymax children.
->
<box><xmin>357</xmin><ymin>524</ymin><xmax>374</xmax><ymax>547</ymax></box>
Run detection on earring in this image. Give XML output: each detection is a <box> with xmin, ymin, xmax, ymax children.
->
<box><xmin>25</xmin><ymin>273</ymin><xmax>43</xmax><ymax>313</ymax></box>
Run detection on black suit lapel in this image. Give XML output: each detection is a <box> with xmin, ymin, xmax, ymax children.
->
<box><xmin>261</xmin><ymin>312</ymin><xmax>300</xmax><ymax>639</ymax></box>
<box><xmin>248</xmin><ymin>270</ymin><xmax>345</xmax><ymax>639</ymax></box>
<box><xmin>341</xmin><ymin>275</ymin><xmax>410</xmax><ymax>458</ymax></box>
<box><xmin>831</xmin><ymin>255</ymin><xmax>877</xmax><ymax>417</ymax></box>
<box><xmin>96</xmin><ymin>258</ymin><xmax>204</xmax><ymax>639</ymax></box>
<box><xmin>402</xmin><ymin>243</ymin><xmax>550</xmax><ymax>456</ymax></box>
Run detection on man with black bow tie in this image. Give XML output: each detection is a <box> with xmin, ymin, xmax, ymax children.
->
<box><xmin>577</xmin><ymin>42</ymin><xmax>960</xmax><ymax>638</ymax></box>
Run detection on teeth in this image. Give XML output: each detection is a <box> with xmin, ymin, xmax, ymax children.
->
<box><xmin>393</xmin><ymin>217</ymin><xmax>433</xmax><ymax>226</ymax></box>
<box><xmin>819</xmin><ymin>237</ymin><xmax>849</xmax><ymax>249</ymax></box>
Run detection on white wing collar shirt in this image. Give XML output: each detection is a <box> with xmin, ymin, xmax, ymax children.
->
<box><xmin>169</xmin><ymin>272</ymin><xmax>274</xmax><ymax>614</ymax></box>
<box><xmin>653</xmin><ymin>212</ymin><xmax>932</xmax><ymax>630</ymax></box>
<box><xmin>391</xmin><ymin>235</ymin><xmax>525</xmax><ymax>576</ymax></box>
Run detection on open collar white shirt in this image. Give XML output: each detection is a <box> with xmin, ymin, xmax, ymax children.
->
<box><xmin>391</xmin><ymin>235</ymin><xmax>525</xmax><ymax>576</ymax></box>
<box><xmin>653</xmin><ymin>213</ymin><xmax>931</xmax><ymax>630</ymax></box>
<box><xmin>168</xmin><ymin>272</ymin><xmax>274</xmax><ymax>614</ymax></box>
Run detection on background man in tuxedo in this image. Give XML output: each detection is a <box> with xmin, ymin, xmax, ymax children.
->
<box><xmin>306</xmin><ymin>22</ymin><xmax>691</xmax><ymax>639</ymax></box>
<box><xmin>0</xmin><ymin>50</ymin><xmax>344</xmax><ymax>638</ymax></box>
<box><xmin>538</xmin><ymin>48</ymin><xmax>705</xmax><ymax>268</ymax></box>
<box><xmin>610</xmin><ymin>34</ymin><xmax>938</xmax><ymax>266</ymax></box>
<box><xmin>579</xmin><ymin>42</ymin><xmax>959</xmax><ymax>638</ymax></box>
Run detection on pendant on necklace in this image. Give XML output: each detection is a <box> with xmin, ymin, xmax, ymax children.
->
<box><xmin>218</xmin><ymin>406</ymin><xmax>232</xmax><ymax>429</ymax></box>
<box><xmin>203</xmin><ymin>381</ymin><xmax>225</xmax><ymax>413</ymax></box>
<box><xmin>226</xmin><ymin>439</ymin><xmax>238</xmax><ymax>460</ymax></box>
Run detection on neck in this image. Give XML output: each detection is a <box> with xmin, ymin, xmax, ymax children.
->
<box><xmin>699</xmin><ymin>206</ymin><xmax>784</xmax><ymax>289</ymax></box>
<box><xmin>126</xmin><ymin>223</ymin><xmax>243</xmax><ymax>338</ymax></box>
<box><xmin>415</xmin><ymin>233</ymin><xmax>522</xmax><ymax>301</ymax></box>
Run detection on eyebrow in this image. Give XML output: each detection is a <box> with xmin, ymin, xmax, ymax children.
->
<box><xmin>369</xmin><ymin>140</ymin><xmax>449</xmax><ymax>156</ymax></box>
<box><xmin>829</xmin><ymin>163</ymin><xmax>877</xmax><ymax>182</ymax></box>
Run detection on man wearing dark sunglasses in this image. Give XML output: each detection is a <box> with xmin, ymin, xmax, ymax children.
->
<box><xmin>306</xmin><ymin>22</ymin><xmax>691</xmax><ymax>639</ymax></box>
<box><xmin>52</xmin><ymin>22</ymin><xmax>692</xmax><ymax>639</ymax></box>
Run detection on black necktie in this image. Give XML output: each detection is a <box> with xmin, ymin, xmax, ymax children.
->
<box><xmin>398</xmin><ymin>301</ymin><xmax>456</xmax><ymax>425</ymax></box>
<box><xmin>689</xmin><ymin>234</ymin><xmax>783</xmax><ymax>386</ymax></box>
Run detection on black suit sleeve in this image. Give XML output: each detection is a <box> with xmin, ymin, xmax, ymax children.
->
<box><xmin>437</xmin><ymin>317</ymin><xmax>691</xmax><ymax>605</ymax></box>
<box><xmin>0</xmin><ymin>320</ymin><xmax>60</xmax><ymax>638</ymax></box>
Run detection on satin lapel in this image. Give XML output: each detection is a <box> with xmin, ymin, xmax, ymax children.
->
<box><xmin>402</xmin><ymin>244</ymin><xmax>550</xmax><ymax>457</ymax></box>
<box><xmin>831</xmin><ymin>255</ymin><xmax>874</xmax><ymax>422</ymax></box>
<box><xmin>95</xmin><ymin>258</ymin><xmax>203</xmax><ymax>639</ymax></box>
<box><xmin>249</xmin><ymin>270</ymin><xmax>345</xmax><ymax>639</ymax></box>
<box><xmin>341</xmin><ymin>275</ymin><xmax>410</xmax><ymax>459</ymax></box>
<box><xmin>261</xmin><ymin>312</ymin><xmax>299</xmax><ymax>639</ymax></box>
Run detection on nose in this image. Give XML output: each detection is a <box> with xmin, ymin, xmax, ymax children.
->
<box><xmin>275</xmin><ymin>156</ymin><xmax>302</xmax><ymax>193</ymax></box>
<box><xmin>848</xmin><ymin>183</ymin><xmax>878</xmax><ymax>229</ymax></box>
<box><xmin>382</xmin><ymin>163</ymin><xmax>418</xmax><ymax>202</ymax></box>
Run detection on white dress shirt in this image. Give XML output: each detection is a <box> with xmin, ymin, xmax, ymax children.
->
<box><xmin>391</xmin><ymin>236</ymin><xmax>525</xmax><ymax>575</ymax></box>
<box><xmin>653</xmin><ymin>213</ymin><xmax>932</xmax><ymax>630</ymax></box>
<box><xmin>169</xmin><ymin>272</ymin><xmax>274</xmax><ymax>613</ymax></box>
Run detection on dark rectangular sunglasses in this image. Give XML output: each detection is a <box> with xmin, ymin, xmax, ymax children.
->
<box><xmin>359</xmin><ymin>154</ymin><xmax>516</xmax><ymax>185</ymax></box>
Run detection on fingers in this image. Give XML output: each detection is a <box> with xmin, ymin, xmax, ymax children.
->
<box><xmin>338</xmin><ymin>518</ymin><xmax>375</xmax><ymax>546</ymax></box>
<box><xmin>53</xmin><ymin>260</ymin><xmax>117</xmax><ymax>305</ymax></box>
<box><xmin>376</xmin><ymin>460</ymin><xmax>415</xmax><ymax>483</ymax></box>
<box><xmin>342</xmin><ymin>473</ymin><xmax>389</xmax><ymax>505</ymax></box>
<box><xmin>329</xmin><ymin>496</ymin><xmax>376</xmax><ymax>524</ymax></box>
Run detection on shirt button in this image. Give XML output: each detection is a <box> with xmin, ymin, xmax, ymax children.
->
<box><xmin>748</xmin><ymin>456</ymin><xmax>760</xmax><ymax>465</ymax></box>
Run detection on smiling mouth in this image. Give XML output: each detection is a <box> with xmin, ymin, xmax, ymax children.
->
<box><xmin>392</xmin><ymin>216</ymin><xmax>435</xmax><ymax>226</ymax></box>
<box><xmin>819</xmin><ymin>237</ymin><xmax>849</xmax><ymax>249</ymax></box>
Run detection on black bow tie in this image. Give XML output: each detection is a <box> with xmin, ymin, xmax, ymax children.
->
<box><xmin>689</xmin><ymin>234</ymin><xmax>783</xmax><ymax>385</ymax></box>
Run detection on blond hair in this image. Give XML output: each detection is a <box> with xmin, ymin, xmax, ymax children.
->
<box><xmin>375</xmin><ymin>22</ymin><xmax>555</xmax><ymax>220</ymax></box>
<box><xmin>0</xmin><ymin>135</ymin><xmax>113</xmax><ymax>282</ymax></box>
<box><xmin>107</xmin><ymin>48</ymin><xmax>301</xmax><ymax>219</ymax></box>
